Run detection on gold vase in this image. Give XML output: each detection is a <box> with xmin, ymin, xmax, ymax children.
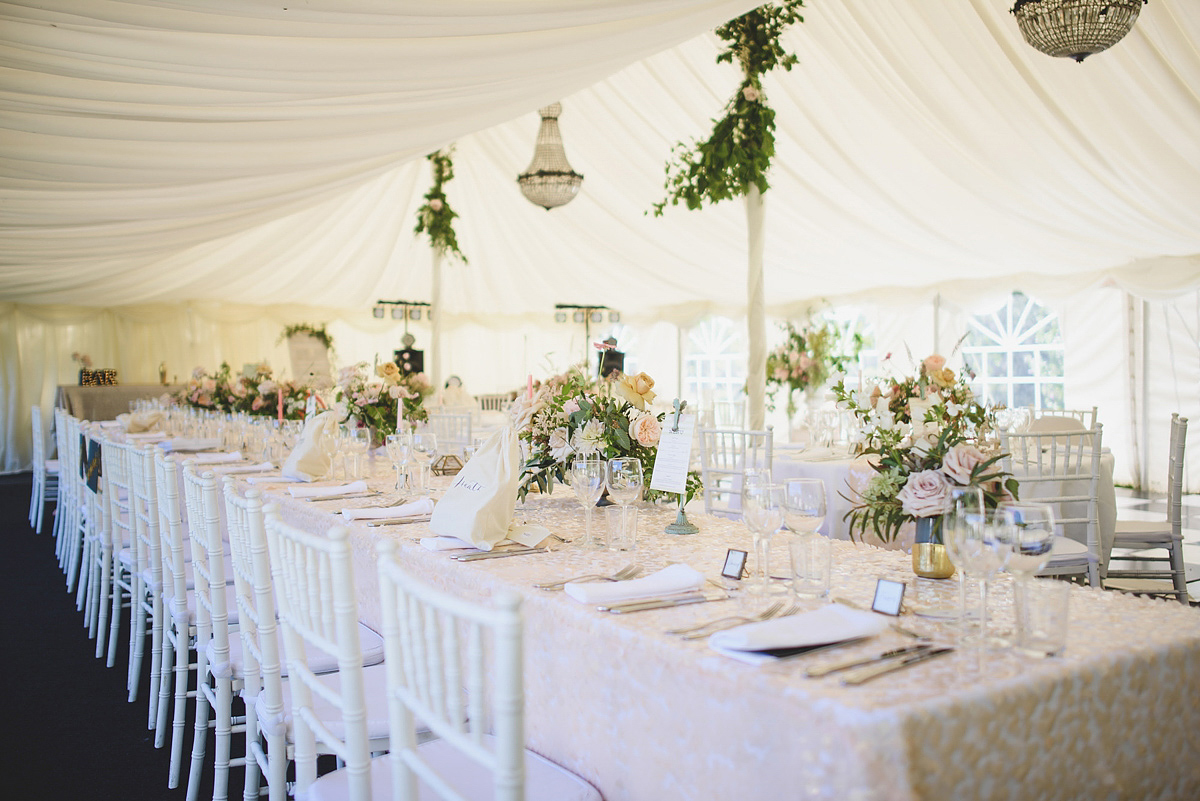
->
<box><xmin>912</xmin><ymin>516</ymin><xmax>956</xmax><ymax>579</ymax></box>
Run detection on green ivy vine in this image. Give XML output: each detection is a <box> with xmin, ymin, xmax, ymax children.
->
<box><xmin>651</xmin><ymin>1</ymin><xmax>805</xmax><ymax>215</ymax></box>
<box><xmin>414</xmin><ymin>148</ymin><xmax>468</xmax><ymax>263</ymax></box>
<box><xmin>278</xmin><ymin>323</ymin><xmax>333</xmax><ymax>350</ymax></box>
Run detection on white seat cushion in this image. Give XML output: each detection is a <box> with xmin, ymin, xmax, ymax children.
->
<box><xmin>253</xmin><ymin>662</ymin><xmax>392</xmax><ymax>742</ymax></box>
<box><xmin>226</xmin><ymin>621</ymin><xmax>384</xmax><ymax>678</ymax></box>
<box><xmin>308</xmin><ymin>734</ymin><xmax>602</xmax><ymax>801</ymax></box>
<box><xmin>1113</xmin><ymin>519</ymin><xmax>1177</xmax><ymax>544</ymax></box>
<box><xmin>45</xmin><ymin>459</ymin><xmax>60</xmax><ymax>474</ymax></box>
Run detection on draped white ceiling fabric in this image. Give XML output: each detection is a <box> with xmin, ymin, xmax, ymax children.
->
<box><xmin>2</xmin><ymin>0</ymin><xmax>1198</xmax><ymax>320</ymax></box>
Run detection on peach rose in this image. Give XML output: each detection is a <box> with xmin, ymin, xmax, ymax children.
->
<box><xmin>923</xmin><ymin>354</ymin><xmax>947</xmax><ymax>374</ymax></box>
<box><xmin>629</xmin><ymin>414</ymin><xmax>662</xmax><ymax>447</ymax></box>
<box><xmin>614</xmin><ymin>372</ymin><xmax>657</xmax><ymax>411</ymax></box>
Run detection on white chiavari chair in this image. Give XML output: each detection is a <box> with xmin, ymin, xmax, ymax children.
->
<box><xmin>1027</xmin><ymin>406</ymin><xmax>1099</xmax><ymax>430</ymax></box>
<box><xmin>475</xmin><ymin>393</ymin><xmax>510</xmax><ymax>413</ymax></box>
<box><xmin>1002</xmin><ymin>425</ymin><xmax>1105</xmax><ymax>587</ymax></box>
<box><xmin>698</xmin><ymin>426</ymin><xmax>774</xmax><ymax>519</ymax></box>
<box><xmin>224</xmin><ymin>487</ymin><xmax>390</xmax><ymax>801</ymax></box>
<box><xmin>129</xmin><ymin>442</ymin><xmax>164</xmax><ymax>719</ymax></box>
<box><xmin>55</xmin><ymin>411</ymin><xmax>85</xmax><ymax>586</ymax></box>
<box><xmin>51</xmin><ymin>408</ymin><xmax>71</xmax><ymax>547</ymax></box>
<box><xmin>428</xmin><ymin>411</ymin><xmax>472</xmax><ymax>457</ymax></box>
<box><xmin>28</xmin><ymin>404</ymin><xmax>59</xmax><ymax>534</ymax></box>
<box><xmin>100</xmin><ymin>437</ymin><xmax>137</xmax><ymax>669</ymax></box>
<box><xmin>1106</xmin><ymin>414</ymin><xmax>1190</xmax><ymax>604</ymax></box>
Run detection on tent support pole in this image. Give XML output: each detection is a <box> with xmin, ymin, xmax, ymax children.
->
<box><xmin>746</xmin><ymin>184</ymin><xmax>766</xmax><ymax>430</ymax></box>
<box><xmin>431</xmin><ymin>247</ymin><xmax>444</xmax><ymax>391</ymax></box>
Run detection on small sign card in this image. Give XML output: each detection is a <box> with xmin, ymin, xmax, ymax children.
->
<box><xmin>721</xmin><ymin>548</ymin><xmax>748</xmax><ymax>580</ymax></box>
<box><xmin>871</xmin><ymin>578</ymin><xmax>907</xmax><ymax>617</ymax></box>
<box><xmin>649</xmin><ymin>411</ymin><xmax>696</xmax><ymax>495</ymax></box>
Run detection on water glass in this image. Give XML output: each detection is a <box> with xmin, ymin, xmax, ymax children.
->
<box><xmin>783</xmin><ymin>478</ymin><xmax>826</xmax><ymax>536</ymax></box>
<box><xmin>385</xmin><ymin>433</ymin><xmax>412</xmax><ymax>491</ymax></box>
<box><xmin>788</xmin><ymin>534</ymin><xmax>831</xmax><ymax>598</ymax></box>
<box><xmin>955</xmin><ymin>510</ymin><xmax>1012</xmax><ymax>650</ymax></box>
<box><xmin>411</xmin><ymin>432</ymin><xmax>438</xmax><ymax>493</ymax></box>
<box><xmin>1016</xmin><ymin>579</ymin><xmax>1070</xmax><ymax>656</ymax></box>
<box><xmin>742</xmin><ymin>483</ymin><xmax>786</xmax><ymax>595</ymax></box>
<box><xmin>605</xmin><ymin>504</ymin><xmax>638</xmax><ymax>551</ymax></box>
<box><xmin>605</xmin><ymin>458</ymin><xmax>643</xmax><ymax>551</ymax></box>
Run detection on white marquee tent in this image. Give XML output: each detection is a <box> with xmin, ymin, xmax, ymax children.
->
<box><xmin>2</xmin><ymin>0</ymin><xmax>1198</xmax><ymax>489</ymax></box>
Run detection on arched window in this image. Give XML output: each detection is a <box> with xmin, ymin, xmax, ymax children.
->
<box><xmin>683</xmin><ymin>317</ymin><xmax>746</xmax><ymax>407</ymax></box>
<box><xmin>962</xmin><ymin>292</ymin><xmax>1064</xmax><ymax>409</ymax></box>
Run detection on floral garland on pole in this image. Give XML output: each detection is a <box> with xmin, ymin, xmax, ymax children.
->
<box><xmin>651</xmin><ymin>1</ymin><xmax>805</xmax><ymax>215</ymax></box>
<box><xmin>414</xmin><ymin>148</ymin><xmax>467</xmax><ymax>263</ymax></box>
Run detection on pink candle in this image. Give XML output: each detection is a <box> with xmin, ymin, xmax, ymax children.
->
<box><xmin>527</xmin><ymin>374</ymin><xmax>533</xmax><ymax>399</ymax></box>
<box><xmin>277</xmin><ymin>389</ymin><xmax>284</xmax><ymax>422</ymax></box>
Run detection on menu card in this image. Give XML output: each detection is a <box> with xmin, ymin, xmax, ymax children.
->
<box><xmin>650</xmin><ymin>412</ymin><xmax>695</xmax><ymax>495</ymax></box>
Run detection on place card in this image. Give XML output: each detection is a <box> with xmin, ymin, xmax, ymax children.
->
<box><xmin>721</xmin><ymin>548</ymin><xmax>748</xmax><ymax>580</ymax></box>
<box><xmin>649</xmin><ymin>411</ymin><xmax>695</xmax><ymax>495</ymax></box>
<box><xmin>871</xmin><ymin>578</ymin><xmax>906</xmax><ymax>616</ymax></box>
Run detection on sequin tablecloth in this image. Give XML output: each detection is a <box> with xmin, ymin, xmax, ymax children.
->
<box><xmin>255</xmin><ymin>472</ymin><xmax>1200</xmax><ymax>801</ymax></box>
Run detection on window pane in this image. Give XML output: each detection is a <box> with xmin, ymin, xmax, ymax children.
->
<box><xmin>1012</xmin><ymin>383</ymin><xmax>1035</xmax><ymax>408</ymax></box>
<box><xmin>1041</xmin><ymin>383</ymin><xmax>1064</xmax><ymax>408</ymax></box>
<box><xmin>1040</xmin><ymin>350</ymin><xmax>1064</xmax><ymax>377</ymax></box>
<box><xmin>963</xmin><ymin>352</ymin><xmax>982</xmax><ymax>377</ymax></box>
<box><xmin>987</xmin><ymin>384</ymin><xmax>1008</xmax><ymax>406</ymax></box>
<box><xmin>1012</xmin><ymin>351</ymin><xmax>1034</xmax><ymax>378</ymax></box>
<box><xmin>987</xmin><ymin>352</ymin><xmax>1008</xmax><ymax>377</ymax></box>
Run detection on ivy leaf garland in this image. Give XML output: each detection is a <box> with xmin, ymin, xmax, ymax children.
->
<box><xmin>414</xmin><ymin>148</ymin><xmax>468</xmax><ymax>263</ymax></box>
<box><xmin>651</xmin><ymin>1</ymin><xmax>805</xmax><ymax>216</ymax></box>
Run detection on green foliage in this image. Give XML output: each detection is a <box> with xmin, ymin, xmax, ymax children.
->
<box><xmin>651</xmin><ymin>1</ymin><xmax>805</xmax><ymax>216</ymax></box>
<box><xmin>414</xmin><ymin>149</ymin><xmax>468</xmax><ymax>263</ymax></box>
<box><xmin>278</xmin><ymin>323</ymin><xmax>333</xmax><ymax>351</ymax></box>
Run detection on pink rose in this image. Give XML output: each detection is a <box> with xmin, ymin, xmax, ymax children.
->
<box><xmin>896</xmin><ymin>469</ymin><xmax>951</xmax><ymax>518</ymax></box>
<box><xmin>251</xmin><ymin>396</ymin><xmax>265</xmax><ymax>411</ymax></box>
<box><xmin>742</xmin><ymin>85</ymin><xmax>761</xmax><ymax>102</ymax></box>
<box><xmin>773</xmin><ymin>366</ymin><xmax>789</xmax><ymax>381</ymax></box>
<box><xmin>563</xmin><ymin>398</ymin><xmax>581</xmax><ymax>415</ymax></box>
<box><xmin>923</xmin><ymin>354</ymin><xmax>946</xmax><ymax>374</ymax></box>
<box><xmin>942</xmin><ymin>443</ymin><xmax>986</xmax><ymax>485</ymax></box>
<box><xmin>629</xmin><ymin>414</ymin><xmax>662</xmax><ymax>447</ymax></box>
<box><xmin>429</xmin><ymin>198</ymin><xmax>443</xmax><ymax>211</ymax></box>
<box><xmin>798</xmin><ymin>354</ymin><xmax>813</xmax><ymax>371</ymax></box>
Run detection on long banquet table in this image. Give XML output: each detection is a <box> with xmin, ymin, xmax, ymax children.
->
<box><xmin>250</xmin><ymin>466</ymin><xmax>1200</xmax><ymax>801</ymax></box>
<box><xmin>56</xmin><ymin>383</ymin><xmax>183</xmax><ymax>422</ymax></box>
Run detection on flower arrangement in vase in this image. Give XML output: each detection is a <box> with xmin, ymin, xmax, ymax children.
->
<box><xmin>179</xmin><ymin>363</ymin><xmax>313</xmax><ymax>419</ymax></box>
<box><xmin>832</xmin><ymin>354</ymin><xmax>1018</xmax><ymax>557</ymax></box>
<box><xmin>510</xmin><ymin>367</ymin><xmax>702</xmax><ymax>504</ymax></box>
<box><xmin>765</xmin><ymin>319</ymin><xmax>861</xmax><ymax>415</ymax></box>
<box><xmin>334</xmin><ymin>362</ymin><xmax>432</xmax><ymax>439</ymax></box>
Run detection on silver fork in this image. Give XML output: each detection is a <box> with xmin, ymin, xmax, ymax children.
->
<box><xmin>678</xmin><ymin>600</ymin><xmax>802</xmax><ymax>640</ymax></box>
<box><xmin>534</xmin><ymin>564</ymin><xmax>642</xmax><ymax>591</ymax></box>
<box><xmin>668</xmin><ymin>600</ymin><xmax>785</xmax><ymax>637</ymax></box>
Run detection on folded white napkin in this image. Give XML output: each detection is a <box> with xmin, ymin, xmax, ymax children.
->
<box><xmin>420</xmin><ymin>535</ymin><xmax>478</xmax><ymax>551</ymax></box>
<box><xmin>161</xmin><ymin>437</ymin><xmax>223</xmax><ymax>453</ymax></box>
<box><xmin>709</xmin><ymin>605</ymin><xmax>889</xmax><ymax>664</ymax></box>
<box><xmin>185</xmin><ymin>451</ymin><xmax>244</xmax><ymax>465</ymax></box>
<box><xmin>118</xmin><ymin>410</ymin><xmax>166</xmax><ymax>433</ymax></box>
<box><xmin>245</xmin><ymin>474</ymin><xmax>300</xmax><ymax>484</ymax></box>
<box><xmin>126</xmin><ymin>431</ymin><xmax>168</xmax><ymax>442</ymax></box>
<box><xmin>342</xmin><ymin>497</ymin><xmax>435</xmax><ymax>522</ymax></box>
<box><xmin>281</xmin><ymin>410</ymin><xmax>337</xmax><ymax>482</ymax></box>
<box><xmin>210</xmin><ymin>461</ymin><xmax>274</xmax><ymax>475</ymax></box>
<box><xmin>564</xmin><ymin>564</ymin><xmax>704</xmax><ymax>605</ymax></box>
<box><xmin>98</xmin><ymin>420</ymin><xmax>124</xmax><ymax>429</ymax></box>
<box><xmin>287</xmin><ymin>480</ymin><xmax>368</xmax><ymax>499</ymax></box>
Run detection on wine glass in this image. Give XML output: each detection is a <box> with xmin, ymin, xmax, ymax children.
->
<box><xmin>742</xmin><ymin>483</ymin><xmax>786</xmax><ymax>595</ymax></box>
<box><xmin>995</xmin><ymin>501</ymin><xmax>1056</xmax><ymax>636</ymax></box>
<box><xmin>954</xmin><ymin>509</ymin><xmax>1012</xmax><ymax>651</ymax></box>
<box><xmin>943</xmin><ymin>486</ymin><xmax>985</xmax><ymax>629</ymax></box>
<box><xmin>411</xmin><ymin>432</ymin><xmax>438</xmax><ymax>494</ymax></box>
<box><xmin>347</xmin><ymin>428</ymin><xmax>371</xmax><ymax>480</ymax></box>
<box><xmin>570</xmin><ymin>457</ymin><xmax>606</xmax><ymax>549</ymax></box>
<box><xmin>783</xmin><ymin>479</ymin><xmax>828</xmax><ymax>598</ymax></box>
<box><xmin>385</xmin><ymin>432</ymin><xmax>412</xmax><ymax>492</ymax></box>
<box><xmin>605</xmin><ymin>458</ymin><xmax>644</xmax><ymax>551</ymax></box>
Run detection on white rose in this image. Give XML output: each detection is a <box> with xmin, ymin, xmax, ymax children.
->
<box><xmin>548</xmin><ymin>427</ymin><xmax>574</xmax><ymax>463</ymax></box>
<box><xmin>896</xmin><ymin>470</ymin><xmax>952</xmax><ymax>518</ymax></box>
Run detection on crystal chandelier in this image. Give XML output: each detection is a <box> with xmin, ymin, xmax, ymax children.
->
<box><xmin>1011</xmin><ymin>0</ymin><xmax>1146</xmax><ymax>63</ymax></box>
<box><xmin>517</xmin><ymin>103</ymin><xmax>584</xmax><ymax>210</ymax></box>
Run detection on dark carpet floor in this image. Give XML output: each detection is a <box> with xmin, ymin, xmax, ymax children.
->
<box><xmin>1</xmin><ymin>473</ymin><xmax>218</xmax><ymax>801</ymax></box>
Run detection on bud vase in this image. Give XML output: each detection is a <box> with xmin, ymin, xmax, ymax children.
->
<box><xmin>912</xmin><ymin>516</ymin><xmax>955</xmax><ymax>579</ymax></box>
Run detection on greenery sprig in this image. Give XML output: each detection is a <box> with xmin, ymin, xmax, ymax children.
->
<box><xmin>278</xmin><ymin>323</ymin><xmax>333</xmax><ymax>351</ymax></box>
<box><xmin>414</xmin><ymin>148</ymin><xmax>468</xmax><ymax>263</ymax></box>
<box><xmin>651</xmin><ymin>1</ymin><xmax>805</xmax><ymax>216</ymax></box>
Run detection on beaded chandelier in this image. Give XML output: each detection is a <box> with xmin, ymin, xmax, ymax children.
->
<box><xmin>1011</xmin><ymin>0</ymin><xmax>1146</xmax><ymax>63</ymax></box>
<box><xmin>517</xmin><ymin>103</ymin><xmax>584</xmax><ymax>210</ymax></box>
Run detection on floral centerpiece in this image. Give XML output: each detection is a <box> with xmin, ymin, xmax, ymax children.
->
<box><xmin>333</xmin><ymin>361</ymin><xmax>432</xmax><ymax>439</ymax></box>
<box><xmin>511</xmin><ymin>367</ymin><xmax>702</xmax><ymax>504</ymax></box>
<box><xmin>832</xmin><ymin>354</ymin><xmax>1017</xmax><ymax>546</ymax></box>
<box><xmin>179</xmin><ymin>363</ymin><xmax>312</xmax><ymax>419</ymax></box>
<box><xmin>765</xmin><ymin>319</ymin><xmax>862</xmax><ymax>415</ymax></box>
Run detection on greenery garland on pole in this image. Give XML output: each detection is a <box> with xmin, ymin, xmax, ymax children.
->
<box><xmin>651</xmin><ymin>1</ymin><xmax>805</xmax><ymax>215</ymax></box>
<box><xmin>414</xmin><ymin>148</ymin><xmax>468</xmax><ymax>263</ymax></box>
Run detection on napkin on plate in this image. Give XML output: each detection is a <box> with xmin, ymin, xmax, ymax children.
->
<box><xmin>709</xmin><ymin>604</ymin><xmax>890</xmax><ymax>665</ymax></box>
<box><xmin>287</xmin><ymin>480</ymin><xmax>368</xmax><ymax>499</ymax></box>
<box><xmin>184</xmin><ymin>451</ymin><xmax>244</xmax><ymax>465</ymax></box>
<box><xmin>342</xmin><ymin>497</ymin><xmax>435</xmax><ymax>523</ymax></box>
<box><xmin>563</xmin><ymin>564</ymin><xmax>704</xmax><ymax>605</ymax></box>
<box><xmin>245</xmin><ymin>474</ymin><xmax>300</xmax><ymax>484</ymax></box>
<box><xmin>161</xmin><ymin>437</ymin><xmax>223</xmax><ymax>453</ymax></box>
<box><xmin>420</xmin><ymin>535</ymin><xmax>479</xmax><ymax>551</ymax></box>
<box><xmin>209</xmin><ymin>461</ymin><xmax>274</xmax><ymax>475</ymax></box>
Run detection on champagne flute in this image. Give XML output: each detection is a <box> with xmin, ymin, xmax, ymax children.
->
<box><xmin>570</xmin><ymin>457</ymin><xmax>606</xmax><ymax>549</ymax></box>
<box><xmin>385</xmin><ymin>432</ymin><xmax>411</xmax><ymax>492</ymax></box>
<box><xmin>411</xmin><ymin>432</ymin><xmax>438</xmax><ymax>494</ymax></box>
<box><xmin>742</xmin><ymin>483</ymin><xmax>786</xmax><ymax>595</ymax></box>
<box><xmin>604</xmin><ymin>458</ymin><xmax>644</xmax><ymax>551</ymax></box>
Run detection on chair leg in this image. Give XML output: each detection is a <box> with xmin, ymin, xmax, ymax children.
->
<box><xmin>107</xmin><ymin>566</ymin><xmax>125</xmax><ymax>668</ymax></box>
<box><xmin>211</xmin><ymin>677</ymin><xmax>234</xmax><ymax>801</ymax></box>
<box><xmin>95</xmin><ymin>549</ymin><xmax>112</xmax><ymax>658</ymax></box>
<box><xmin>29</xmin><ymin>475</ymin><xmax>40</xmax><ymax>528</ymax></box>
<box><xmin>147</xmin><ymin>598</ymin><xmax>164</xmax><ymax>729</ymax></box>
<box><xmin>1086</xmin><ymin>560</ymin><xmax>1100</xmax><ymax>588</ymax></box>
<box><xmin>1169</xmin><ymin>542</ymin><xmax>1190</xmax><ymax>604</ymax></box>
<box><xmin>168</xmin><ymin>631</ymin><xmax>191</xmax><ymax>788</ymax></box>
<box><xmin>155</xmin><ymin>627</ymin><xmax>175</xmax><ymax>748</ymax></box>
<box><xmin>186</xmin><ymin>672</ymin><xmax>212</xmax><ymax>801</ymax></box>
<box><xmin>128</xmin><ymin>584</ymin><xmax>148</xmax><ymax>701</ymax></box>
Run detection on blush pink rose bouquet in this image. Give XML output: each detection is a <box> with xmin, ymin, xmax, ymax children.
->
<box><xmin>833</xmin><ymin>355</ymin><xmax>1016</xmax><ymax>543</ymax></box>
<box><xmin>764</xmin><ymin>319</ymin><xmax>862</xmax><ymax>415</ymax></box>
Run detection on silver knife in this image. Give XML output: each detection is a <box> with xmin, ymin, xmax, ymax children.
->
<box><xmin>454</xmin><ymin>547</ymin><xmax>548</xmax><ymax>561</ymax></box>
<box><xmin>600</xmin><ymin>591</ymin><xmax>727</xmax><ymax>614</ymax></box>
<box><xmin>363</xmin><ymin>515</ymin><xmax>432</xmax><ymax>527</ymax></box>
<box><xmin>839</xmin><ymin>646</ymin><xmax>954</xmax><ymax>685</ymax></box>
<box><xmin>303</xmin><ymin>491</ymin><xmax>380</xmax><ymax>502</ymax></box>
<box><xmin>804</xmin><ymin>644</ymin><xmax>932</xmax><ymax>678</ymax></box>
